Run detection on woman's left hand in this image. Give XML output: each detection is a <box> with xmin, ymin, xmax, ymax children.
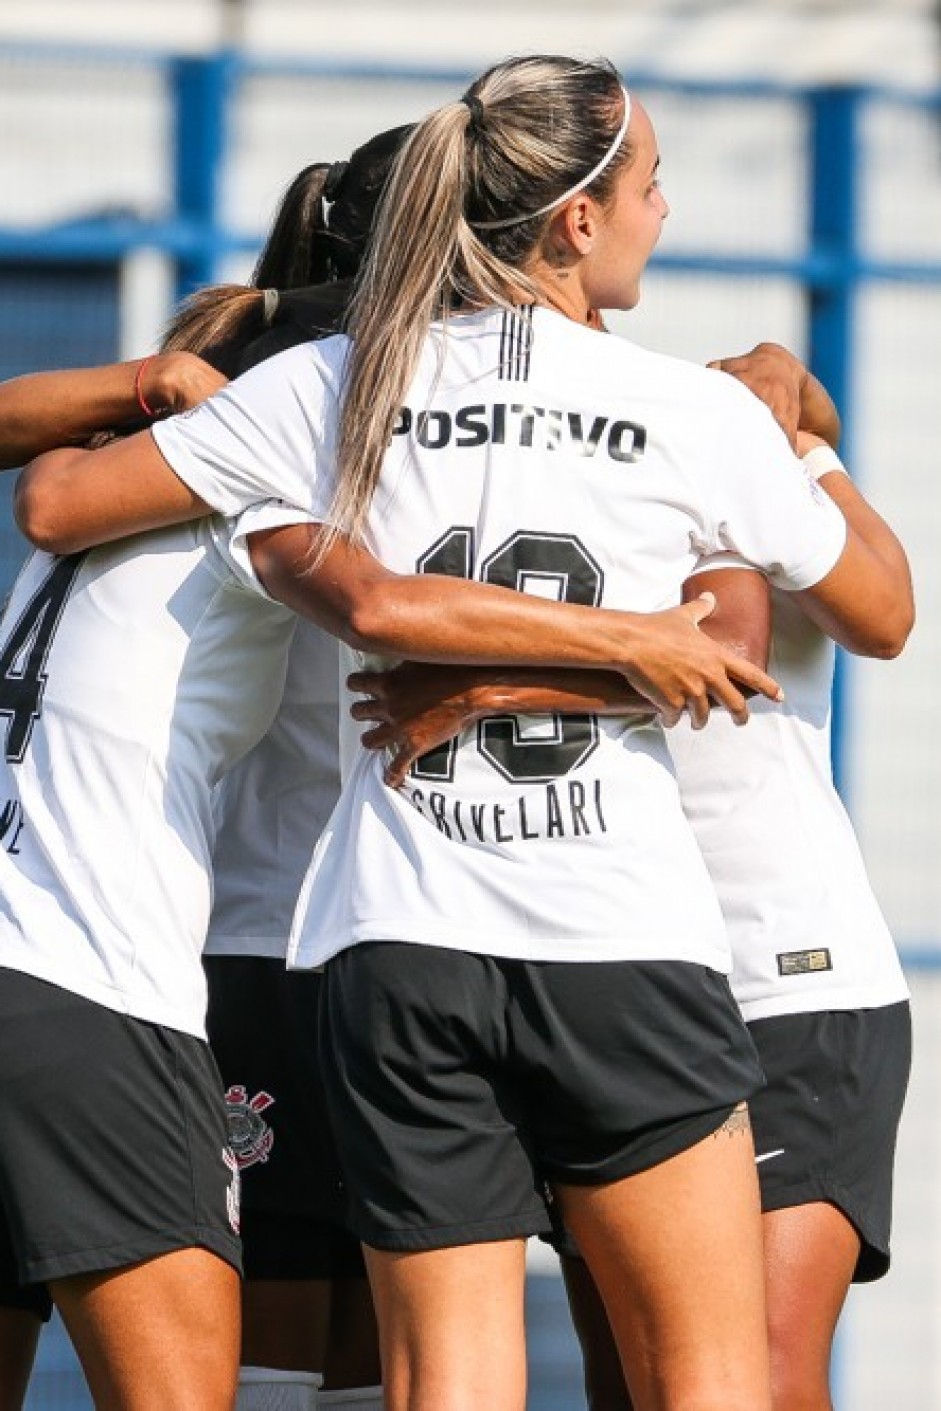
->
<box><xmin>349</xmin><ymin>662</ymin><xmax>481</xmax><ymax>788</ymax></box>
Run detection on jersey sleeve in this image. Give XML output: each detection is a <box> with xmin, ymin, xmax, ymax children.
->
<box><xmin>686</xmin><ymin>550</ymin><xmax>760</xmax><ymax>578</ymax></box>
<box><xmin>219</xmin><ymin>499</ymin><xmax>322</xmax><ymax>598</ymax></box>
<box><xmin>697</xmin><ymin>377</ymin><xmax>847</xmax><ymax>591</ymax></box>
<box><xmin>151</xmin><ymin>341</ymin><xmax>341</xmax><ymax>519</ymax></box>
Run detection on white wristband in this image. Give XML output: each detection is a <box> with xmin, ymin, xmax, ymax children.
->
<box><xmin>802</xmin><ymin>445</ymin><xmax>848</xmax><ymax>481</ymax></box>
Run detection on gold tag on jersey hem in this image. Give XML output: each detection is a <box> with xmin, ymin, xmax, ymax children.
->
<box><xmin>776</xmin><ymin>948</ymin><xmax>833</xmax><ymax>976</ymax></box>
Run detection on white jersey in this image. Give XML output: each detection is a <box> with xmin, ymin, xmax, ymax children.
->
<box><xmin>0</xmin><ymin>502</ymin><xmax>308</xmax><ymax>1036</ymax></box>
<box><xmin>667</xmin><ymin>566</ymin><xmax>909</xmax><ymax>1021</ymax></box>
<box><xmin>206</xmin><ymin>619</ymin><xmax>341</xmax><ymax>959</ymax></box>
<box><xmin>153</xmin><ymin>305</ymin><xmax>847</xmax><ymax>972</ymax></box>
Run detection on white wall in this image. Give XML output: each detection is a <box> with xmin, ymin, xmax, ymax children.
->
<box><xmin>0</xmin><ymin>0</ymin><xmax>937</xmax><ymax>87</ymax></box>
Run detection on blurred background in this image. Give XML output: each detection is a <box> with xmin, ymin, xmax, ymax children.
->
<box><xmin>1</xmin><ymin>1</ymin><xmax>939</xmax><ymax>1406</ymax></box>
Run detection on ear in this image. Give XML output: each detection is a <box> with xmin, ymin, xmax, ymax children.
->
<box><xmin>554</xmin><ymin>193</ymin><xmax>600</xmax><ymax>255</ymax></box>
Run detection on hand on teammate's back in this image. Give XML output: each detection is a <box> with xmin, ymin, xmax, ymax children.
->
<box><xmin>619</xmin><ymin>594</ymin><xmax>782</xmax><ymax>729</ymax></box>
<box><xmin>708</xmin><ymin>341</ymin><xmax>842</xmax><ymax>452</ymax></box>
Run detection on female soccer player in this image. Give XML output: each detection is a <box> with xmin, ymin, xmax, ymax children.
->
<box><xmin>360</xmin><ymin>412</ymin><xmax>911</xmax><ymax>1411</ymax></box>
<box><xmin>12</xmin><ymin>54</ymin><xmax>913</xmax><ymax>1411</ymax></box>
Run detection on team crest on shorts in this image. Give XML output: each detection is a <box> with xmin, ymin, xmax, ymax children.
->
<box><xmin>224</xmin><ymin>1084</ymin><xmax>275</xmax><ymax>1169</ymax></box>
<box><xmin>222</xmin><ymin>1145</ymin><xmax>241</xmax><ymax>1234</ymax></box>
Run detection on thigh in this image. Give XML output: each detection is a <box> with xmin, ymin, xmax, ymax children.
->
<box><xmin>365</xmin><ymin>1240</ymin><xmax>528</xmax><ymax>1411</ymax></box>
<box><xmin>234</xmin><ymin>1268</ymin><xmax>381</xmax><ymax>1387</ymax></box>
<box><xmin>748</xmin><ymin>1002</ymin><xmax>911</xmax><ymax>1282</ymax></box>
<box><xmin>323</xmin><ymin>1275</ymin><xmax>382</xmax><ymax>1389</ymax></box>
<box><xmin>320</xmin><ymin>943</ymin><xmax>551</xmax><ymax>1251</ymax></box>
<box><xmin>52</xmin><ymin>1247</ymin><xmax>240</xmax><ymax>1411</ymax></box>
<box><xmin>762</xmin><ymin>1202</ymin><xmax>859</xmax><ymax>1411</ymax></box>
<box><xmin>0</xmin><ymin>970</ymin><xmax>241</xmax><ymax>1287</ymax></box>
<box><xmin>559</xmin><ymin>1252</ymin><xmax>633</xmax><ymax>1411</ymax></box>
<box><xmin>240</xmin><ymin>1277</ymin><xmax>333</xmax><ymax>1372</ymax></box>
<box><xmin>559</xmin><ymin>1196</ymin><xmax>859</xmax><ymax>1411</ymax></box>
<box><xmin>556</xmin><ymin>1110</ymin><xmax>771</xmax><ymax>1411</ymax></box>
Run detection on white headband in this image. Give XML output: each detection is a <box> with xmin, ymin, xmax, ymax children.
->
<box><xmin>471</xmin><ymin>86</ymin><xmax>631</xmax><ymax>232</ymax></box>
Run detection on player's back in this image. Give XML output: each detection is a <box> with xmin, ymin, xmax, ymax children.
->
<box><xmin>0</xmin><ymin>515</ymin><xmax>296</xmax><ymax>1036</ymax></box>
<box><xmin>668</xmin><ymin>586</ymin><xmax>908</xmax><ymax>1021</ymax></box>
<box><xmin>289</xmin><ymin>305</ymin><xmax>845</xmax><ymax>973</ymax></box>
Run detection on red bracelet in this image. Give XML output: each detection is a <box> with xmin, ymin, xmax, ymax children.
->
<box><xmin>134</xmin><ymin>356</ymin><xmax>161</xmax><ymax>419</ymax></box>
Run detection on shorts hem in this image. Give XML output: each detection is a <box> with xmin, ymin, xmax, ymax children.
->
<box><xmin>21</xmin><ymin>1226</ymin><xmax>243</xmax><ymax>1286</ymax></box>
<box><xmin>759</xmin><ymin>1178</ymin><xmax>889</xmax><ymax>1283</ymax></box>
<box><xmin>357</xmin><ymin>1209</ymin><xmax>551</xmax><ymax>1253</ymax></box>
<box><xmin>544</xmin><ymin>1102</ymin><xmax>741</xmax><ymax>1188</ymax></box>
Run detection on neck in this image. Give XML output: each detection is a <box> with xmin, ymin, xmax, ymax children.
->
<box><xmin>528</xmin><ymin>263</ymin><xmax>594</xmax><ymax>326</ymax></box>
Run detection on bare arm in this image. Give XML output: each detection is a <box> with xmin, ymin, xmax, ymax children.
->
<box><xmin>680</xmin><ymin>565</ymin><xmax>771</xmax><ymax>668</ymax></box>
<box><xmin>712</xmin><ymin>352</ymin><xmax>911</xmax><ymax>657</ymax></box>
<box><xmin>11</xmin><ymin>353</ymin><xmax>229</xmax><ymax>552</ymax></box>
<box><xmin>0</xmin><ymin>353</ymin><xmax>227</xmax><ymax>470</ymax></box>
<box><xmin>247</xmin><ymin>523</ymin><xmax>783</xmax><ymax>727</ymax></box>
<box><xmin>349</xmin><ymin>567</ymin><xmax>772</xmax><ymax>786</ymax></box>
<box><xmin>350</xmin><ymin>664</ymin><xmax>644</xmax><ymax>788</ymax></box>
<box><xmin>793</xmin><ymin>433</ymin><xmax>914</xmax><ymax>658</ymax></box>
<box><xmin>14</xmin><ymin>431</ymin><xmax>213</xmax><ymax>554</ymax></box>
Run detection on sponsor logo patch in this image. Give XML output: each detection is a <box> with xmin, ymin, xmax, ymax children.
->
<box><xmin>224</xmin><ymin>1084</ymin><xmax>275</xmax><ymax>1170</ymax></box>
<box><xmin>776</xmin><ymin>948</ymin><xmax>832</xmax><ymax>977</ymax></box>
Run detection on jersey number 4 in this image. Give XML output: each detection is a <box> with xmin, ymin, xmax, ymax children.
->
<box><xmin>413</xmin><ymin>527</ymin><xmax>602</xmax><ymax>785</ymax></box>
<box><xmin>0</xmin><ymin>555</ymin><xmax>84</xmax><ymax>763</ymax></box>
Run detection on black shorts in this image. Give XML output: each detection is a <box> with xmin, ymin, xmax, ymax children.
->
<box><xmin>319</xmin><ymin>943</ymin><xmax>763</xmax><ymax>1252</ymax></box>
<box><xmin>748</xmin><ymin>1001</ymin><xmax>912</xmax><ymax>1282</ymax></box>
<box><xmin>0</xmin><ymin>968</ymin><xmax>242</xmax><ymax>1298</ymax></box>
<box><xmin>0</xmin><ymin>1212</ymin><xmax>51</xmax><ymax>1321</ymax></box>
<box><xmin>205</xmin><ymin>956</ymin><xmax>365</xmax><ymax>1280</ymax></box>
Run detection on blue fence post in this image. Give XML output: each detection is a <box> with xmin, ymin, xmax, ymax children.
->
<box><xmin>807</xmin><ymin>85</ymin><xmax>862</xmax><ymax>803</ymax></box>
<box><xmin>806</xmin><ymin>89</ymin><xmax>863</xmax><ymax>1408</ymax></box>
<box><xmin>171</xmin><ymin>52</ymin><xmax>235</xmax><ymax>301</ymax></box>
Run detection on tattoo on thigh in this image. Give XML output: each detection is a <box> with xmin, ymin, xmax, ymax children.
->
<box><xmin>717</xmin><ymin>1102</ymin><xmax>751</xmax><ymax>1138</ymax></box>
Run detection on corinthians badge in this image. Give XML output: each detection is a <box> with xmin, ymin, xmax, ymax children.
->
<box><xmin>225</xmin><ymin>1084</ymin><xmax>275</xmax><ymax>1169</ymax></box>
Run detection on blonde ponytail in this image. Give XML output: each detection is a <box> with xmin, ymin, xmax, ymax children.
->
<box><xmin>322</xmin><ymin>55</ymin><xmax>630</xmax><ymax>556</ymax></box>
<box><xmin>160</xmin><ymin>286</ymin><xmax>268</xmax><ymax>375</ymax></box>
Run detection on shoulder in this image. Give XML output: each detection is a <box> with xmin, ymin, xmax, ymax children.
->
<box><xmin>225</xmin><ymin>336</ymin><xmax>349</xmax><ymax>405</ymax></box>
<box><xmin>530</xmin><ymin>310</ymin><xmax>774</xmax><ymax>417</ymax></box>
<box><xmin>617</xmin><ymin>338</ymin><xmax>777</xmax><ymax>423</ymax></box>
